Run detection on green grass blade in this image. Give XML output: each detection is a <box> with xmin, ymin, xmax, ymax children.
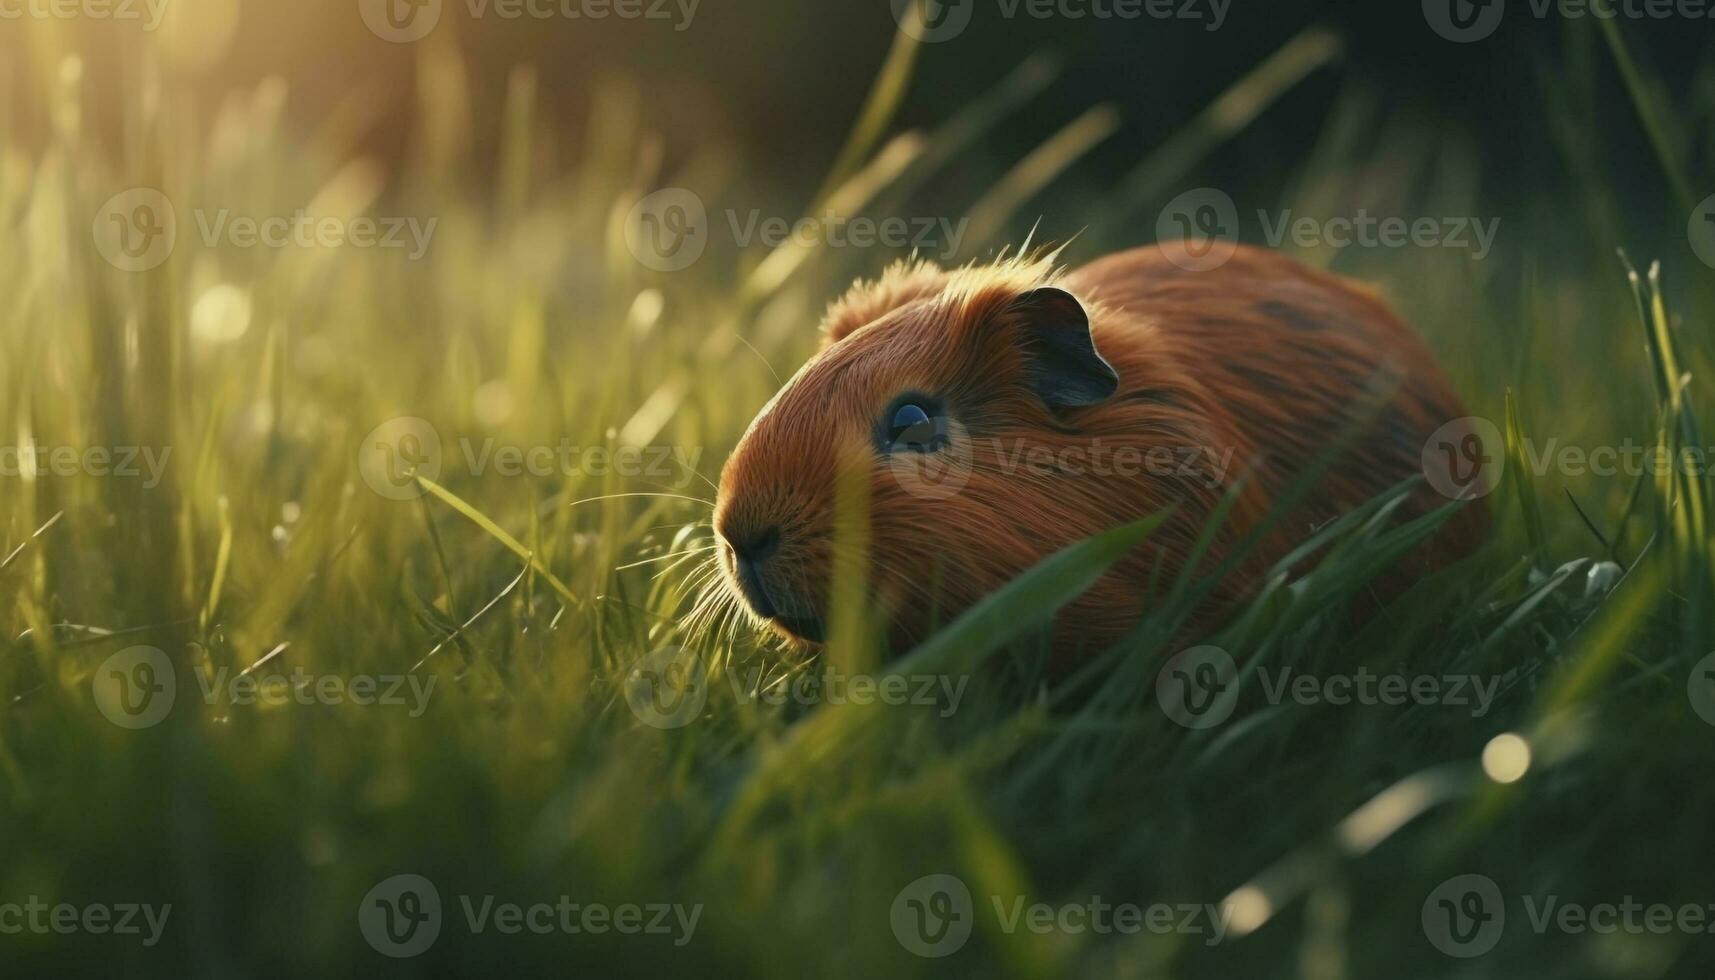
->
<box><xmin>417</xmin><ymin>474</ymin><xmax>582</xmax><ymax>609</ymax></box>
<box><xmin>890</xmin><ymin>512</ymin><xmax>1167</xmax><ymax>678</ymax></box>
<box><xmin>1504</xmin><ymin>388</ymin><xmax>1547</xmax><ymax>563</ymax></box>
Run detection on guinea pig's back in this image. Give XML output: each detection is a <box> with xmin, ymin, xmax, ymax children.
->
<box><xmin>1066</xmin><ymin>243</ymin><xmax>1488</xmax><ymax>587</ymax></box>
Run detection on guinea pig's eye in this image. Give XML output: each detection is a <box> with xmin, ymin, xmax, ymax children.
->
<box><xmin>879</xmin><ymin>396</ymin><xmax>948</xmax><ymax>454</ymax></box>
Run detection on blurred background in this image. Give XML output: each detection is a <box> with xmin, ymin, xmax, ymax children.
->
<box><xmin>5</xmin><ymin>0</ymin><xmax>1712</xmax><ymax>262</ymax></box>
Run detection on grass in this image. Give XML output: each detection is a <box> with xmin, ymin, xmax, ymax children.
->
<box><xmin>4</xmin><ymin>18</ymin><xmax>1715</xmax><ymax>980</ymax></box>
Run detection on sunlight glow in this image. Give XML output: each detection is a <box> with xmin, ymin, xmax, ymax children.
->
<box><xmin>1482</xmin><ymin>733</ymin><xmax>1532</xmax><ymax>784</ymax></box>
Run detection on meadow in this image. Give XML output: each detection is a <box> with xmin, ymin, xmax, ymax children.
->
<box><xmin>3</xmin><ymin>12</ymin><xmax>1715</xmax><ymax>978</ymax></box>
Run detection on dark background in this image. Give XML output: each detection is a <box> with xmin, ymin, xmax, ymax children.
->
<box><xmin>8</xmin><ymin>1</ymin><xmax>1710</xmax><ymax>199</ymax></box>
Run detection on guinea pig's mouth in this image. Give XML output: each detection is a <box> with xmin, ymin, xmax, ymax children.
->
<box><xmin>767</xmin><ymin>612</ymin><xmax>825</xmax><ymax>644</ymax></box>
<box><xmin>718</xmin><ymin>535</ymin><xmax>826</xmax><ymax>644</ymax></box>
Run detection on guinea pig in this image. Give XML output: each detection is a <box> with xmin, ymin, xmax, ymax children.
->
<box><xmin>712</xmin><ymin>243</ymin><xmax>1489</xmax><ymax>654</ymax></box>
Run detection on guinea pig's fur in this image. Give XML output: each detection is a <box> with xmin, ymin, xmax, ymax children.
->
<box><xmin>713</xmin><ymin>243</ymin><xmax>1488</xmax><ymax>654</ymax></box>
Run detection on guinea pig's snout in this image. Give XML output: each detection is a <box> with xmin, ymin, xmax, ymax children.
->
<box><xmin>726</xmin><ymin>525</ymin><xmax>781</xmax><ymax>616</ymax></box>
<box><xmin>717</xmin><ymin>521</ymin><xmax>824</xmax><ymax>643</ymax></box>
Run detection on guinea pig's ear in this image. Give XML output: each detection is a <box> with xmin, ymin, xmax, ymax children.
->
<box><xmin>1008</xmin><ymin>286</ymin><xmax>1119</xmax><ymax>408</ymax></box>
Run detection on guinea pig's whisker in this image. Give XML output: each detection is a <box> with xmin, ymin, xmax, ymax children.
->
<box><xmin>687</xmin><ymin>565</ymin><xmax>730</xmax><ymax>624</ymax></box>
<box><xmin>683</xmin><ymin>565</ymin><xmax>722</xmax><ymax>613</ymax></box>
<box><xmin>732</xmin><ymin>330</ymin><xmax>786</xmax><ymax>389</ymax></box>
<box><xmin>651</xmin><ymin>544</ymin><xmax>722</xmax><ymax>576</ymax></box>
<box><xmin>678</xmin><ymin>560</ymin><xmax>728</xmax><ymax>639</ymax></box>
<box><xmin>706</xmin><ymin>577</ymin><xmax>749</xmax><ymax>646</ymax></box>
<box><xmin>717</xmin><ymin>595</ymin><xmax>747</xmax><ymax>650</ymax></box>
<box><xmin>616</xmin><ymin>544</ymin><xmax>718</xmax><ymax>573</ymax></box>
<box><xmin>563</xmin><ymin>491</ymin><xmax>717</xmax><ymax>510</ymax></box>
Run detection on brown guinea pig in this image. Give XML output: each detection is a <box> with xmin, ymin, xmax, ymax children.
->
<box><xmin>712</xmin><ymin>243</ymin><xmax>1489</xmax><ymax>653</ymax></box>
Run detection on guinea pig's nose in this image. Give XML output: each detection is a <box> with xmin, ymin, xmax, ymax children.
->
<box><xmin>723</xmin><ymin>525</ymin><xmax>782</xmax><ymax>618</ymax></box>
<box><xmin>728</xmin><ymin>525</ymin><xmax>781</xmax><ymax>565</ymax></box>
